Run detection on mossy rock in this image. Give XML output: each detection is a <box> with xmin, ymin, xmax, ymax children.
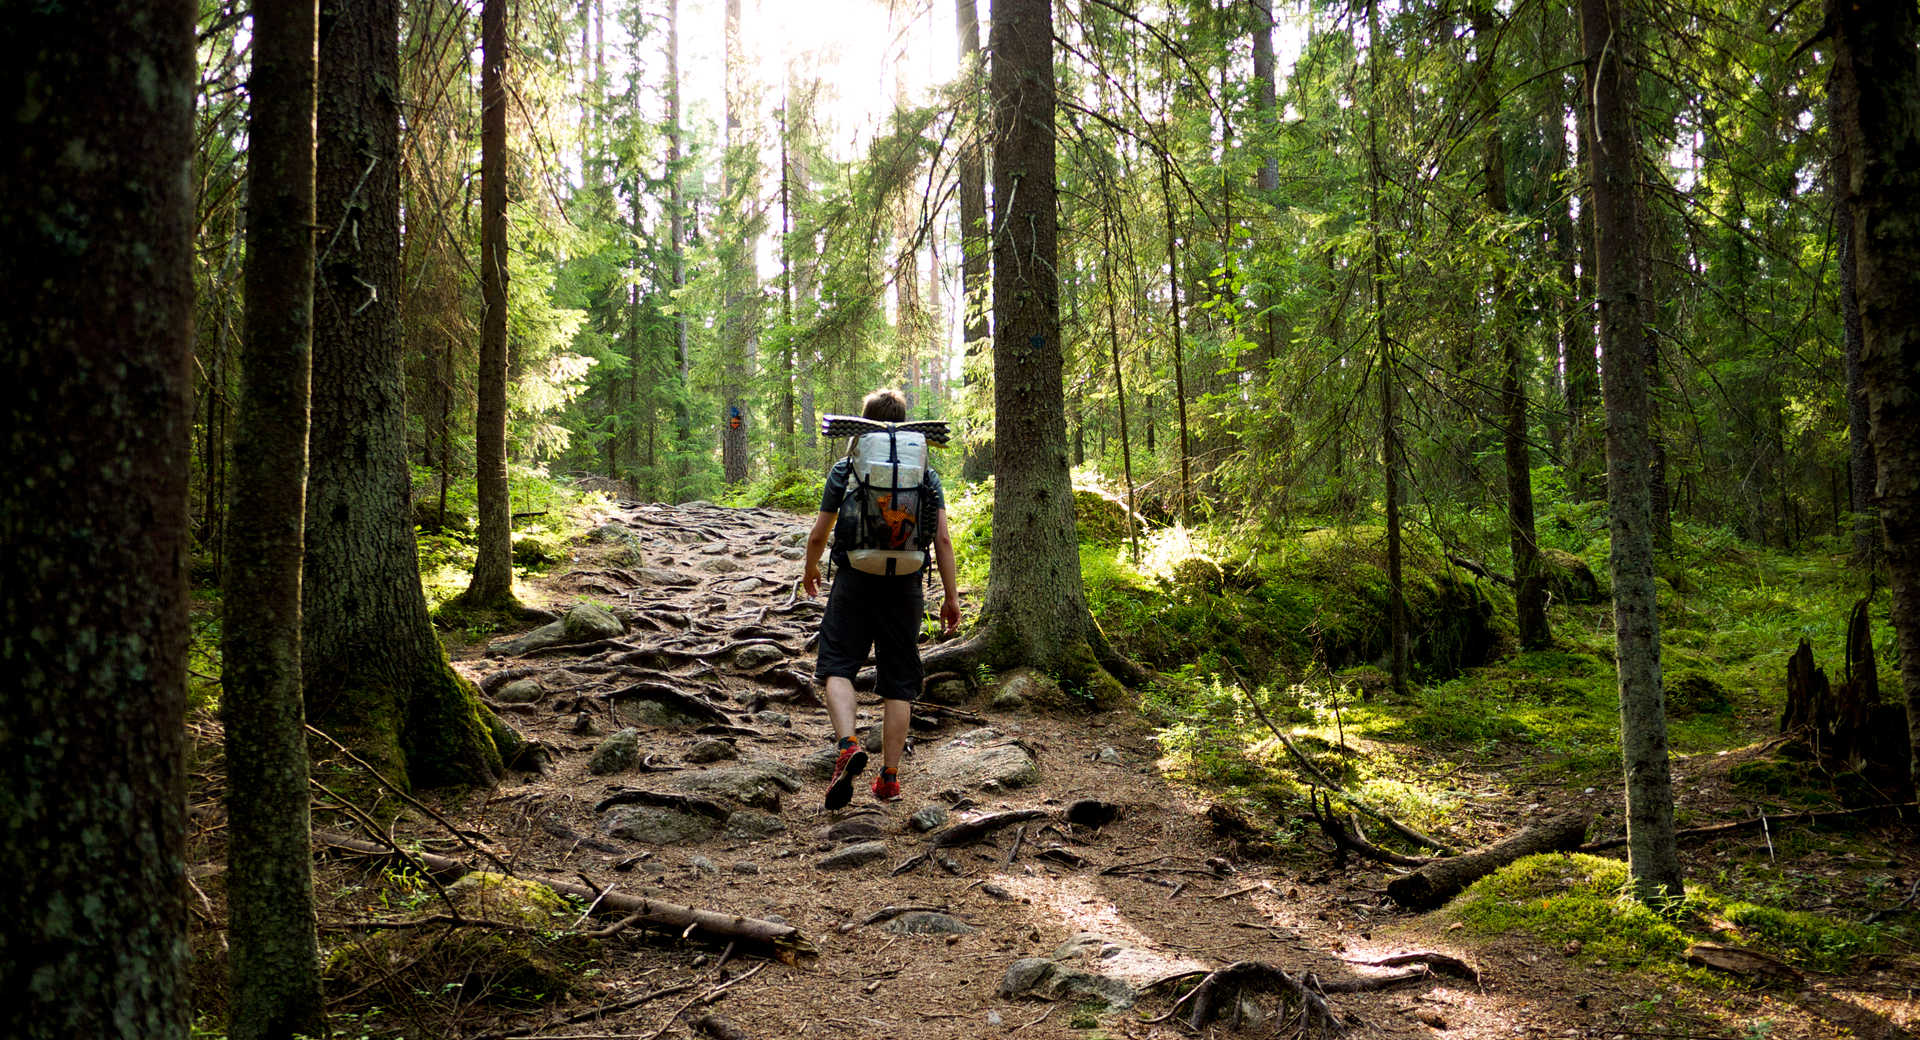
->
<box><xmin>1538</xmin><ymin>548</ymin><xmax>1602</xmax><ymax>604</ymax></box>
<box><xmin>1167</xmin><ymin>556</ymin><xmax>1226</xmax><ymax>596</ymax></box>
<box><xmin>325</xmin><ymin>872</ymin><xmax>587</xmax><ymax>1013</ymax></box>
<box><xmin>1280</xmin><ymin>527</ymin><xmax>1500</xmax><ymax>677</ymax></box>
<box><xmin>1728</xmin><ymin>757</ymin><xmax>1819</xmax><ymax>797</ymax></box>
<box><xmin>1072</xmin><ymin>486</ymin><xmax>1144</xmax><ymax>544</ymax></box>
<box><xmin>512</xmin><ymin>530</ymin><xmax>568</xmax><ymax>567</ymax></box>
<box><xmin>1665</xmin><ymin>671</ymin><xmax>1731</xmax><ymax>717</ymax></box>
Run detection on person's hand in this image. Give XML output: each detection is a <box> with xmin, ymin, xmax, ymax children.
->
<box><xmin>803</xmin><ymin>563</ymin><xmax>821</xmax><ymax>599</ymax></box>
<box><xmin>940</xmin><ymin>593</ymin><xmax>962</xmax><ymax>635</ymax></box>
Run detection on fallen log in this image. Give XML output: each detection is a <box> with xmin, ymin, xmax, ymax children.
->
<box><xmin>314</xmin><ymin>830</ymin><xmax>816</xmax><ymax>964</ymax></box>
<box><xmin>1385</xmin><ymin>813</ymin><xmax>1590</xmax><ymax>911</ymax></box>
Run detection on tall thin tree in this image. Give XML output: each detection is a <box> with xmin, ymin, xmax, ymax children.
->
<box><xmin>1367</xmin><ymin>0</ymin><xmax>1410</xmax><ymax>697</ymax></box>
<box><xmin>957</xmin><ymin>0</ymin><xmax>993</xmax><ymax>481</ymax></box>
<box><xmin>463</xmin><ymin>0</ymin><xmax>517</xmax><ymax>607</ymax></box>
<box><xmin>222</xmin><ymin>0</ymin><xmax>326</xmax><ymax>1034</ymax></box>
<box><xmin>1580</xmin><ymin>0</ymin><xmax>1683</xmax><ymax>902</ymax></box>
<box><xmin>0</xmin><ymin>0</ymin><xmax>196</xmax><ymax>1033</ymax></box>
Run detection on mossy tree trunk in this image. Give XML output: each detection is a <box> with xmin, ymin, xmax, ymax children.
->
<box><xmin>463</xmin><ymin>0</ymin><xmax>517</xmax><ymax>608</ymax></box>
<box><xmin>924</xmin><ymin>0</ymin><xmax>1136</xmax><ymax>699</ymax></box>
<box><xmin>1829</xmin><ymin>0</ymin><xmax>1920</xmax><ymax>790</ymax></box>
<box><xmin>0</xmin><ymin>1</ymin><xmax>196</xmax><ymax>1033</ymax></box>
<box><xmin>1472</xmin><ymin>0</ymin><xmax>1550</xmax><ymax>650</ymax></box>
<box><xmin>223</xmin><ymin>0</ymin><xmax>327</xmax><ymax>1034</ymax></box>
<box><xmin>1580</xmin><ymin>0</ymin><xmax>1683</xmax><ymax>902</ymax></box>
<box><xmin>311</xmin><ymin>0</ymin><xmax>509</xmax><ymax>792</ymax></box>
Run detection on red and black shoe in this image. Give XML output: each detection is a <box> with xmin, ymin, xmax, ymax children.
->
<box><xmin>824</xmin><ymin>743</ymin><xmax>868</xmax><ymax>810</ymax></box>
<box><xmin>871</xmin><ymin>768</ymin><xmax>901</xmax><ymax>802</ymax></box>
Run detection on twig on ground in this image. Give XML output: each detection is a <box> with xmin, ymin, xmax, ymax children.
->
<box><xmin>308</xmin><ymin>723</ymin><xmax>518</xmax><ymax>875</ymax></box>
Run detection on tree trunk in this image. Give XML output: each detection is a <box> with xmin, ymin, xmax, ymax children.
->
<box><xmin>1159</xmin><ymin>156</ymin><xmax>1194</xmax><ymax>524</ymax></box>
<box><xmin>1104</xmin><ymin>221</ymin><xmax>1141</xmax><ymax>563</ymax></box>
<box><xmin>0</xmin><ymin>1</ymin><xmax>195</xmax><ymax>1032</ymax></box>
<box><xmin>224</xmin><ymin>1</ymin><xmax>326</xmax><ymax>1034</ymax></box>
<box><xmin>311</xmin><ymin>0</ymin><xmax>510</xmax><ymax>791</ymax></box>
<box><xmin>1579</xmin><ymin>0</ymin><xmax>1683</xmax><ymax>902</ymax></box>
<box><xmin>1250</xmin><ymin>0</ymin><xmax>1281</xmax><ymax>366</ymax></box>
<box><xmin>1832</xmin><ymin>90</ymin><xmax>1878</xmax><ymax>566</ymax></box>
<box><xmin>1472</xmin><ymin>1</ymin><xmax>1550</xmax><ymax>649</ymax></box>
<box><xmin>464</xmin><ymin>0</ymin><xmax>516</xmax><ymax>606</ymax></box>
<box><xmin>956</xmin><ymin>0</ymin><xmax>1129</xmax><ymax>699</ymax></box>
<box><xmin>1829</xmin><ymin>0</ymin><xmax>1920</xmax><ymax>790</ymax></box>
<box><xmin>668</xmin><ymin>0</ymin><xmax>690</xmax><ymax>471</ymax></box>
<box><xmin>957</xmin><ymin>0</ymin><xmax>993</xmax><ymax>481</ymax></box>
<box><xmin>1386</xmin><ymin>815</ymin><xmax>1591</xmax><ymax>910</ymax></box>
<box><xmin>1367</xmin><ymin>0</ymin><xmax>1409</xmax><ymax>697</ymax></box>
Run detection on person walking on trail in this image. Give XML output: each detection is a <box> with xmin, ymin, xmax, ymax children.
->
<box><xmin>802</xmin><ymin>388</ymin><xmax>962</xmax><ymax>809</ymax></box>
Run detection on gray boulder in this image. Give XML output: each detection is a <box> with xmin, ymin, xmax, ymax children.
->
<box><xmin>883</xmin><ymin>911</ymin><xmax>975</xmax><ymax>936</ymax></box>
<box><xmin>733</xmin><ymin>644</ymin><xmax>785</xmax><ymax>670</ymax></box>
<box><xmin>562</xmin><ymin>603</ymin><xmax>625</xmax><ymax>641</ymax></box>
<box><xmin>671</xmin><ymin>759</ymin><xmax>803</xmax><ymax>811</ymax></box>
<box><xmin>725</xmin><ymin>809</ymin><xmax>787</xmax><ymax>840</ymax></box>
<box><xmin>684</xmin><ymin>738</ymin><xmax>738</xmax><ymax>764</ymax></box>
<box><xmin>602</xmin><ymin>805</ymin><xmax>718</xmax><ymax>845</ymax></box>
<box><xmin>496</xmin><ymin>679</ymin><xmax>543</xmax><ymax>704</ymax></box>
<box><xmin>817</xmin><ymin>841</ymin><xmax>888</xmax><ymax>870</ymax></box>
<box><xmin>588</xmin><ymin>729</ymin><xmax>641</xmax><ymax>775</ymax></box>
<box><xmin>916</xmin><ymin>729</ymin><xmax>1039</xmax><ymax>793</ymax></box>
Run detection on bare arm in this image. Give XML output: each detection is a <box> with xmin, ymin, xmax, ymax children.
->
<box><xmin>802</xmin><ymin>510</ymin><xmax>835</xmax><ymax>598</ymax></box>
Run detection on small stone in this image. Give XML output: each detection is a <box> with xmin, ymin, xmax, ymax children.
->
<box><xmin>1094</xmin><ymin>746</ymin><xmax>1125</xmax><ymax>765</ymax></box>
<box><xmin>699</xmin><ymin>557</ymin><xmax>744</xmax><ymax>574</ymax></box>
<box><xmin>1415</xmin><ymin>1009</ymin><xmax>1448</xmax><ymax>1029</ymax></box>
<box><xmin>752</xmin><ymin>709</ymin><xmax>792</xmax><ymax>728</ymax></box>
<box><xmin>908</xmin><ymin>804</ymin><xmax>949</xmax><ymax>832</ymax></box>
<box><xmin>734</xmin><ymin>644</ymin><xmax>785</xmax><ymax>670</ymax></box>
<box><xmin>732</xmin><ymin>861</ymin><xmax>761</xmax><ymax>875</ymax></box>
<box><xmin>817</xmin><ymin>841</ymin><xmax>888</xmax><ymax>870</ymax></box>
<box><xmin>496</xmin><ymin>679</ymin><xmax>543</xmax><ymax>704</ymax></box>
<box><xmin>588</xmin><ymin>728</ymin><xmax>641</xmax><ymax>775</ymax></box>
<box><xmin>999</xmin><ymin>958</ymin><xmax>1057</xmax><ymax>997</ymax></box>
<box><xmin>861</xmin><ymin>728</ymin><xmax>883</xmax><ymax>753</ymax></box>
<box><xmin>570</xmin><ymin>712</ymin><xmax>599</xmax><ymax>736</ymax></box>
<box><xmin>979</xmin><ymin>882</ymin><xmax>1018</xmax><ymax>901</ymax></box>
<box><xmin>826</xmin><ymin>815</ymin><xmax>885</xmax><ymax>842</ymax></box>
<box><xmin>689</xmin><ymin>855</ymin><xmax>718</xmax><ymax>875</ymax></box>
<box><xmin>802</xmin><ymin>746</ymin><xmax>839</xmax><ymax>779</ymax></box>
<box><xmin>779</xmin><ymin>546</ymin><xmax>806</xmax><ymax>560</ymax></box>
<box><xmin>725</xmin><ymin>809</ymin><xmax>787</xmax><ymax>840</ymax></box>
<box><xmin>882</xmin><ymin>911</ymin><xmax>976</xmax><ymax>936</ymax></box>
<box><xmin>601</xmin><ymin>805</ymin><xmax>718</xmax><ymax>845</ymax></box>
<box><xmin>685</xmin><ymin>738</ymin><xmax>738</xmax><ymax>764</ymax></box>
<box><xmin>987</xmin><ymin>1011</ymin><xmax>1003</xmax><ymax>1027</ymax></box>
<box><xmin>988</xmin><ymin>690</ymin><xmax>1027</xmax><ymax>711</ymax></box>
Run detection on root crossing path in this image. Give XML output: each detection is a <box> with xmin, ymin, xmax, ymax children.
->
<box><xmin>426</xmin><ymin>502</ymin><xmax>1565</xmax><ymax>1039</ymax></box>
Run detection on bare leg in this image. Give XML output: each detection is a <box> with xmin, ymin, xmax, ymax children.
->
<box><xmin>825</xmin><ymin>675</ymin><xmax>858</xmax><ymax>742</ymax></box>
<box><xmin>881</xmin><ymin>698</ymin><xmax>911</xmax><ymax>772</ymax></box>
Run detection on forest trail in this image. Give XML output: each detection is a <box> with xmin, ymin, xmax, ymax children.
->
<box><xmin>421</xmin><ymin>502</ymin><xmax>1857</xmax><ymax>1040</ymax></box>
<box><xmin>444</xmin><ymin>500</ymin><xmax>1447</xmax><ymax>1039</ymax></box>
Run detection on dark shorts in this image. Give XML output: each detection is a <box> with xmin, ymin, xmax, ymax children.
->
<box><xmin>815</xmin><ymin>568</ymin><xmax>924</xmax><ymax>702</ymax></box>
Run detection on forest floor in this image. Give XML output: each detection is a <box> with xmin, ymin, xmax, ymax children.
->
<box><xmin>190</xmin><ymin>500</ymin><xmax>1920</xmax><ymax>1040</ymax></box>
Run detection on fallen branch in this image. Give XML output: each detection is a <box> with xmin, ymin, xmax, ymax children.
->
<box><xmin>1579</xmin><ymin>802</ymin><xmax>1916</xmax><ymax>852</ymax></box>
<box><xmin>1311</xmin><ymin>792</ymin><xmax>1428</xmax><ymax>868</ymax></box>
<box><xmin>1386</xmin><ymin>813</ymin><xmax>1590</xmax><ymax>910</ymax></box>
<box><xmin>929</xmin><ymin>809</ymin><xmax>1049</xmax><ymax>848</ymax></box>
<box><xmin>1222</xmin><ymin>664</ymin><xmax>1456</xmax><ymax>855</ymax></box>
<box><xmin>307</xmin><ymin>724</ymin><xmax>518</xmax><ymax>876</ymax></box>
<box><xmin>315</xmin><ymin>831</ymin><xmax>816</xmax><ymax>964</ymax></box>
<box><xmin>1338</xmin><ymin>950</ymin><xmax>1480</xmax><ymax>984</ymax></box>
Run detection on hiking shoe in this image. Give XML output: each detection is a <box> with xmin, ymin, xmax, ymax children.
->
<box><xmin>871</xmin><ymin>771</ymin><xmax>901</xmax><ymax>802</ymax></box>
<box><xmin>825</xmin><ymin>746</ymin><xmax>868</xmax><ymax>810</ymax></box>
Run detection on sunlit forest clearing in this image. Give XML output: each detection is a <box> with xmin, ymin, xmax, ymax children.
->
<box><xmin>7</xmin><ymin>0</ymin><xmax>1920</xmax><ymax>1037</ymax></box>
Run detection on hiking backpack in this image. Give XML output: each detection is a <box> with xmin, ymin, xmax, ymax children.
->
<box><xmin>821</xmin><ymin>415</ymin><xmax>950</xmax><ymax>577</ymax></box>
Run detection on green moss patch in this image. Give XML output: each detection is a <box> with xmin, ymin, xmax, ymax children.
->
<box><xmin>1448</xmin><ymin>854</ymin><xmax>1691</xmax><ymax>967</ymax></box>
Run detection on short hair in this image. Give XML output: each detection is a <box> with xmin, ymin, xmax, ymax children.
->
<box><xmin>861</xmin><ymin>388</ymin><xmax>908</xmax><ymax>422</ymax></box>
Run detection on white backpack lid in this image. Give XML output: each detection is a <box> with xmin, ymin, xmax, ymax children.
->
<box><xmin>850</xmin><ymin>430</ymin><xmax>926</xmax><ymax>490</ymax></box>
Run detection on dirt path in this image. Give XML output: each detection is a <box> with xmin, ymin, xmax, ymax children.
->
<box><xmin>420</xmin><ymin>502</ymin><xmax>1913</xmax><ymax>1040</ymax></box>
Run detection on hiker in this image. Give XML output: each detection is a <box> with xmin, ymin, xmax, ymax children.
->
<box><xmin>801</xmin><ymin>388</ymin><xmax>962</xmax><ymax>808</ymax></box>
